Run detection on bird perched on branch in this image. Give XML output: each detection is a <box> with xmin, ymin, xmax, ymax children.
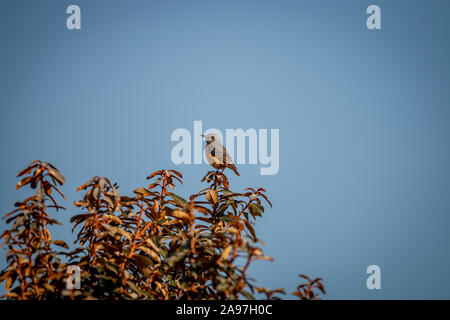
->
<box><xmin>202</xmin><ymin>134</ymin><xmax>240</xmax><ymax>176</ymax></box>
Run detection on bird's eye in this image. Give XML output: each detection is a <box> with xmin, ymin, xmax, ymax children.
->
<box><xmin>211</xmin><ymin>136</ymin><xmax>215</xmax><ymax>140</ymax></box>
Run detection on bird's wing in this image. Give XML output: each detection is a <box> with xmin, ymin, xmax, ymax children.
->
<box><xmin>208</xmin><ymin>141</ymin><xmax>234</xmax><ymax>165</ymax></box>
<box><xmin>221</xmin><ymin>145</ymin><xmax>234</xmax><ymax>165</ymax></box>
<box><xmin>208</xmin><ymin>142</ymin><xmax>229</xmax><ymax>164</ymax></box>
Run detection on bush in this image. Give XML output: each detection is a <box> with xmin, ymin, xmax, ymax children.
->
<box><xmin>0</xmin><ymin>160</ymin><xmax>325</xmax><ymax>300</ymax></box>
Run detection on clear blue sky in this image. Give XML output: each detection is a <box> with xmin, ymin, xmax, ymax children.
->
<box><xmin>1</xmin><ymin>0</ymin><xmax>450</xmax><ymax>299</ymax></box>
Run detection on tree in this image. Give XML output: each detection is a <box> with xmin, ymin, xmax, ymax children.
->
<box><xmin>0</xmin><ymin>160</ymin><xmax>325</xmax><ymax>300</ymax></box>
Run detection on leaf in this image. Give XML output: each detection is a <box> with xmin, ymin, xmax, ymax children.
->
<box><xmin>194</xmin><ymin>205</ymin><xmax>211</xmax><ymax>215</ymax></box>
<box><xmin>168</xmin><ymin>209</ymin><xmax>191</xmax><ymax>220</ymax></box>
<box><xmin>244</xmin><ymin>220</ymin><xmax>257</xmax><ymax>242</ymax></box>
<box><xmin>205</xmin><ymin>189</ymin><xmax>219</xmax><ymax>205</ymax></box>
<box><xmin>165</xmin><ymin>250</ymin><xmax>189</xmax><ymax>267</ymax></box>
<box><xmin>76</xmin><ymin>177</ymin><xmax>97</xmax><ymax>191</ymax></box>
<box><xmin>145</xmin><ymin>238</ymin><xmax>160</xmax><ymax>253</ymax></box>
<box><xmin>5</xmin><ymin>293</ymin><xmax>19</xmax><ymax>299</ymax></box>
<box><xmin>147</xmin><ymin>183</ymin><xmax>158</xmax><ymax>190</ymax></box>
<box><xmin>114</xmin><ymin>227</ymin><xmax>132</xmax><ymax>241</ymax></box>
<box><xmin>220</xmin><ymin>215</ymin><xmax>240</xmax><ymax>223</ymax></box>
<box><xmin>102</xmin><ymin>194</ymin><xmax>115</xmax><ymax>207</ymax></box>
<box><xmin>249</xmin><ymin>203</ymin><xmax>264</xmax><ymax>217</ymax></box>
<box><xmin>259</xmin><ymin>193</ymin><xmax>272</xmax><ymax>207</ymax></box>
<box><xmin>70</xmin><ymin>213</ymin><xmax>90</xmax><ymax>224</ymax></box>
<box><xmin>167</xmin><ymin>193</ymin><xmax>188</xmax><ymax>207</ymax></box>
<box><xmin>217</xmin><ymin>204</ymin><xmax>229</xmax><ymax>215</ymax></box>
<box><xmin>146</xmin><ymin>171</ymin><xmax>161</xmax><ymax>180</ymax></box>
<box><xmin>98</xmin><ymin>177</ymin><xmax>106</xmax><ymax>189</ymax></box>
<box><xmin>127</xmin><ymin>280</ymin><xmax>143</xmax><ymax>294</ymax></box>
<box><xmin>48</xmin><ymin>167</ymin><xmax>66</xmax><ymax>185</ymax></box>
<box><xmin>92</xmin><ymin>187</ymin><xmax>100</xmax><ymax>200</ymax></box>
<box><xmin>133</xmin><ymin>187</ymin><xmax>153</xmax><ymax>198</ymax></box>
<box><xmin>133</xmin><ymin>254</ymin><xmax>153</xmax><ymax>277</ymax></box>
<box><xmin>220</xmin><ymin>245</ymin><xmax>232</xmax><ymax>261</ymax></box>
<box><xmin>168</xmin><ymin>169</ymin><xmax>183</xmax><ymax>178</ymax></box>
<box><xmin>36</xmin><ymin>185</ymin><xmax>44</xmax><ymax>202</ymax></box>
<box><xmin>137</xmin><ymin>246</ymin><xmax>161</xmax><ymax>262</ymax></box>
<box><xmin>73</xmin><ymin>201</ymin><xmax>88</xmax><ymax>207</ymax></box>
<box><xmin>5</xmin><ymin>276</ymin><xmax>12</xmax><ymax>291</ymax></box>
<box><xmin>17</xmin><ymin>166</ymin><xmax>34</xmax><ymax>177</ymax></box>
<box><xmin>44</xmin><ymin>228</ymin><xmax>52</xmax><ymax>242</ymax></box>
<box><xmin>15</xmin><ymin>176</ymin><xmax>32</xmax><ymax>190</ymax></box>
<box><xmin>220</xmin><ymin>189</ymin><xmax>234</xmax><ymax>196</ymax></box>
<box><xmin>241</xmin><ymin>290</ymin><xmax>255</xmax><ymax>300</ymax></box>
<box><xmin>43</xmin><ymin>283</ymin><xmax>55</xmax><ymax>292</ymax></box>
<box><xmin>103</xmin><ymin>215</ymin><xmax>122</xmax><ymax>224</ymax></box>
<box><xmin>102</xmin><ymin>224</ymin><xmax>131</xmax><ymax>240</ymax></box>
<box><xmin>299</xmin><ymin>274</ymin><xmax>311</xmax><ymax>280</ymax></box>
<box><xmin>53</xmin><ymin>240</ymin><xmax>69</xmax><ymax>249</ymax></box>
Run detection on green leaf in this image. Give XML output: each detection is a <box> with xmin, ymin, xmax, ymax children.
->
<box><xmin>220</xmin><ymin>215</ymin><xmax>240</xmax><ymax>223</ymax></box>
<box><xmin>167</xmin><ymin>193</ymin><xmax>188</xmax><ymax>207</ymax></box>
<box><xmin>217</xmin><ymin>204</ymin><xmax>229</xmax><ymax>215</ymax></box>
<box><xmin>249</xmin><ymin>203</ymin><xmax>264</xmax><ymax>217</ymax></box>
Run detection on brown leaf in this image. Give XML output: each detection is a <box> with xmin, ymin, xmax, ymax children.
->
<box><xmin>53</xmin><ymin>240</ymin><xmax>69</xmax><ymax>249</ymax></box>
<box><xmin>205</xmin><ymin>189</ymin><xmax>219</xmax><ymax>205</ymax></box>
<box><xmin>15</xmin><ymin>176</ymin><xmax>32</xmax><ymax>189</ymax></box>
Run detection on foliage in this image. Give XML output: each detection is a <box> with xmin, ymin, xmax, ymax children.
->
<box><xmin>0</xmin><ymin>160</ymin><xmax>325</xmax><ymax>300</ymax></box>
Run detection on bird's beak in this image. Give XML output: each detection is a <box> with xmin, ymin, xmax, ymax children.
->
<box><xmin>200</xmin><ymin>134</ymin><xmax>205</xmax><ymax>138</ymax></box>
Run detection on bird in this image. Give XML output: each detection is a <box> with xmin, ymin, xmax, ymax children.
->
<box><xmin>201</xmin><ymin>134</ymin><xmax>240</xmax><ymax>176</ymax></box>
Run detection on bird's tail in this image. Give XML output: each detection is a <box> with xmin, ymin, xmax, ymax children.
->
<box><xmin>229</xmin><ymin>164</ymin><xmax>240</xmax><ymax>176</ymax></box>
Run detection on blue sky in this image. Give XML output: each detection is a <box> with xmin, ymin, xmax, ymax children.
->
<box><xmin>1</xmin><ymin>0</ymin><xmax>450</xmax><ymax>299</ymax></box>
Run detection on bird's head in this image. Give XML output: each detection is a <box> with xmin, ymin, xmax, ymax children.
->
<box><xmin>201</xmin><ymin>134</ymin><xmax>219</xmax><ymax>144</ymax></box>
